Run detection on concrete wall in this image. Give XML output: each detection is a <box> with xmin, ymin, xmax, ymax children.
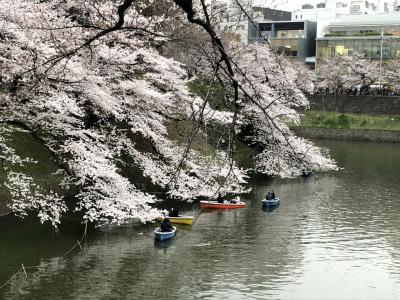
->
<box><xmin>307</xmin><ymin>94</ymin><xmax>400</xmax><ymax>115</ymax></box>
<box><xmin>292</xmin><ymin>126</ymin><xmax>400</xmax><ymax>143</ymax></box>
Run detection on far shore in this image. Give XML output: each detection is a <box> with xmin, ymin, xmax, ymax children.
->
<box><xmin>292</xmin><ymin>126</ymin><xmax>400</xmax><ymax>143</ymax></box>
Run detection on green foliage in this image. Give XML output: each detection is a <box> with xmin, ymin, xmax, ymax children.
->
<box><xmin>294</xmin><ymin>111</ymin><xmax>400</xmax><ymax>131</ymax></box>
<box><xmin>337</xmin><ymin>114</ymin><xmax>350</xmax><ymax>128</ymax></box>
<box><xmin>165</xmin><ymin>118</ymin><xmax>256</xmax><ymax>169</ymax></box>
<box><xmin>187</xmin><ymin>75</ymin><xmax>232</xmax><ymax>111</ymax></box>
<box><xmin>0</xmin><ymin>125</ymin><xmax>68</xmax><ymax>214</ymax></box>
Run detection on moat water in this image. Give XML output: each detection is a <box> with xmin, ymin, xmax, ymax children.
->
<box><xmin>1</xmin><ymin>140</ymin><xmax>400</xmax><ymax>299</ymax></box>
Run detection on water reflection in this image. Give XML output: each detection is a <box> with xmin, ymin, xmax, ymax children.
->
<box><xmin>261</xmin><ymin>205</ymin><xmax>279</xmax><ymax>212</ymax></box>
<box><xmin>1</xmin><ymin>140</ymin><xmax>400</xmax><ymax>299</ymax></box>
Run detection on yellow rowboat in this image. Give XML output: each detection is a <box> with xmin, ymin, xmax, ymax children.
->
<box><xmin>158</xmin><ymin>216</ymin><xmax>194</xmax><ymax>225</ymax></box>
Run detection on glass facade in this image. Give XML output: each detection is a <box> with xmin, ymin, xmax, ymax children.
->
<box><xmin>326</xmin><ymin>24</ymin><xmax>400</xmax><ymax>38</ymax></box>
<box><xmin>270</xmin><ymin>39</ymin><xmax>300</xmax><ymax>57</ymax></box>
<box><xmin>276</xmin><ymin>29</ymin><xmax>305</xmax><ymax>38</ymax></box>
<box><xmin>328</xmin><ymin>28</ymin><xmax>400</xmax><ymax>37</ymax></box>
<box><xmin>317</xmin><ymin>38</ymin><xmax>400</xmax><ymax>61</ymax></box>
<box><xmin>250</xmin><ymin>20</ymin><xmax>316</xmax><ymax>63</ymax></box>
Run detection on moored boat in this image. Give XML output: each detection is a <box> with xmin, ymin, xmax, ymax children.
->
<box><xmin>261</xmin><ymin>198</ymin><xmax>280</xmax><ymax>208</ymax></box>
<box><xmin>159</xmin><ymin>215</ymin><xmax>194</xmax><ymax>225</ymax></box>
<box><xmin>154</xmin><ymin>226</ymin><xmax>177</xmax><ymax>241</ymax></box>
<box><xmin>200</xmin><ymin>200</ymin><xmax>246</xmax><ymax>209</ymax></box>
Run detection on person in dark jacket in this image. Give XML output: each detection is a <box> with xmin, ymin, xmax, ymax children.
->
<box><xmin>169</xmin><ymin>207</ymin><xmax>179</xmax><ymax>217</ymax></box>
<box><xmin>217</xmin><ymin>193</ymin><xmax>224</xmax><ymax>203</ymax></box>
<box><xmin>271</xmin><ymin>190</ymin><xmax>276</xmax><ymax>199</ymax></box>
<box><xmin>160</xmin><ymin>218</ymin><xmax>173</xmax><ymax>232</ymax></box>
<box><xmin>265</xmin><ymin>191</ymin><xmax>272</xmax><ymax>200</ymax></box>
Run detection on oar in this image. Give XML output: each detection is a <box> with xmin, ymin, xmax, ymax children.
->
<box><xmin>192</xmin><ymin>205</ymin><xmax>207</xmax><ymax>225</ymax></box>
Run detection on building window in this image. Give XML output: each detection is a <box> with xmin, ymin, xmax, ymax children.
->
<box><xmin>276</xmin><ymin>30</ymin><xmax>304</xmax><ymax>38</ymax></box>
<box><xmin>302</xmin><ymin>4</ymin><xmax>314</xmax><ymax>9</ymax></box>
<box><xmin>271</xmin><ymin>39</ymin><xmax>299</xmax><ymax>57</ymax></box>
<box><xmin>317</xmin><ymin>38</ymin><xmax>400</xmax><ymax>61</ymax></box>
<box><xmin>371</xmin><ymin>45</ymin><xmax>379</xmax><ymax>58</ymax></box>
<box><xmin>278</xmin><ymin>31</ymin><xmax>287</xmax><ymax>37</ymax></box>
<box><xmin>351</xmin><ymin>5</ymin><xmax>361</xmax><ymax>13</ymax></box>
<box><xmin>335</xmin><ymin>45</ymin><xmax>345</xmax><ymax>56</ymax></box>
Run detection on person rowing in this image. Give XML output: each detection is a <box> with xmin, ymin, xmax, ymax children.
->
<box><xmin>265</xmin><ymin>190</ymin><xmax>276</xmax><ymax>200</ymax></box>
<box><xmin>160</xmin><ymin>218</ymin><xmax>174</xmax><ymax>232</ymax></box>
<box><xmin>217</xmin><ymin>193</ymin><xmax>224</xmax><ymax>203</ymax></box>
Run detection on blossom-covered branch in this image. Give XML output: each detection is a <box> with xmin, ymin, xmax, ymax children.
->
<box><xmin>0</xmin><ymin>0</ymin><xmax>336</xmax><ymax>226</ymax></box>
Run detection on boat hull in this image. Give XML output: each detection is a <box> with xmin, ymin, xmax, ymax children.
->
<box><xmin>159</xmin><ymin>216</ymin><xmax>194</xmax><ymax>225</ymax></box>
<box><xmin>154</xmin><ymin>227</ymin><xmax>177</xmax><ymax>241</ymax></box>
<box><xmin>262</xmin><ymin>198</ymin><xmax>280</xmax><ymax>208</ymax></box>
<box><xmin>200</xmin><ymin>200</ymin><xmax>246</xmax><ymax>209</ymax></box>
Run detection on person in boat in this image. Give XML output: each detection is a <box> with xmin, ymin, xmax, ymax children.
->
<box><xmin>160</xmin><ymin>218</ymin><xmax>174</xmax><ymax>232</ymax></box>
<box><xmin>230</xmin><ymin>195</ymin><xmax>240</xmax><ymax>204</ymax></box>
<box><xmin>301</xmin><ymin>169</ymin><xmax>312</xmax><ymax>177</ymax></box>
<box><xmin>169</xmin><ymin>207</ymin><xmax>179</xmax><ymax>217</ymax></box>
<box><xmin>265</xmin><ymin>191</ymin><xmax>272</xmax><ymax>200</ymax></box>
<box><xmin>271</xmin><ymin>190</ymin><xmax>276</xmax><ymax>200</ymax></box>
<box><xmin>161</xmin><ymin>207</ymin><xmax>168</xmax><ymax>217</ymax></box>
<box><xmin>217</xmin><ymin>193</ymin><xmax>224</xmax><ymax>203</ymax></box>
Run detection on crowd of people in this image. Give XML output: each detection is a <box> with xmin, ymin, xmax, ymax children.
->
<box><xmin>315</xmin><ymin>85</ymin><xmax>400</xmax><ymax>97</ymax></box>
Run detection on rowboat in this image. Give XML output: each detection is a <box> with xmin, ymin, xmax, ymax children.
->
<box><xmin>301</xmin><ymin>169</ymin><xmax>313</xmax><ymax>177</ymax></box>
<box><xmin>159</xmin><ymin>215</ymin><xmax>194</xmax><ymax>225</ymax></box>
<box><xmin>261</xmin><ymin>198</ymin><xmax>280</xmax><ymax>208</ymax></box>
<box><xmin>154</xmin><ymin>226</ymin><xmax>177</xmax><ymax>241</ymax></box>
<box><xmin>200</xmin><ymin>200</ymin><xmax>246</xmax><ymax>209</ymax></box>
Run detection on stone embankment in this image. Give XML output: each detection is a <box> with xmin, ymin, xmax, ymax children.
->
<box><xmin>297</xmin><ymin>95</ymin><xmax>400</xmax><ymax>142</ymax></box>
<box><xmin>308</xmin><ymin>94</ymin><xmax>400</xmax><ymax>115</ymax></box>
<box><xmin>292</xmin><ymin>126</ymin><xmax>400</xmax><ymax>143</ymax></box>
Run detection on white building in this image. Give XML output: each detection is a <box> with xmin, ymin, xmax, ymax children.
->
<box><xmin>292</xmin><ymin>0</ymin><xmax>396</xmax><ymax>37</ymax></box>
<box><xmin>226</xmin><ymin>0</ymin><xmax>252</xmax><ymax>43</ymax></box>
<box><xmin>217</xmin><ymin>0</ymin><xmax>292</xmax><ymax>44</ymax></box>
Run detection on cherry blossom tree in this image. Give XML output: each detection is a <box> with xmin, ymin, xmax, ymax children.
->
<box><xmin>0</xmin><ymin>0</ymin><xmax>336</xmax><ymax>226</ymax></box>
<box><xmin>316</xmin><ymin>52</ymin><xmax>380</xmax><ymax>94</ymax></box>
<box><xmin>384</xmin><ymin>59</ymin><xmax>400</xmax><ymax>87</ymax></box>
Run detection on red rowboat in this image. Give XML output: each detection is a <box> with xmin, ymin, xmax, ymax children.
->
<box><xmin>200</xmin><ymin>200</ymin><xmax>246</xmax><ymax>209</ymax></box>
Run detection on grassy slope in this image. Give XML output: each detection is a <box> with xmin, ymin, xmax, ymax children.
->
<box><xmin>294</xmin><ymin>111</ymin><xmax>400</xmax><ymax>131</ymax></box>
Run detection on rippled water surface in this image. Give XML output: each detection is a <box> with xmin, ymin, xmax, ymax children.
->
<box><xmin>1</xmin><ymin>140</ymin><xmax>400</xmax><ymax>299</ymax></box>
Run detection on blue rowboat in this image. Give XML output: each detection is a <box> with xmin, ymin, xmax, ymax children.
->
<box><xmin>262</xmin><ymin>198</ymin><xmax>280</xmax><ymax>208</ymax></box>
<box><xmin>154</xmin><ymin>226</ymin><xmax>177</xmax><ymax>241</ymax></box>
